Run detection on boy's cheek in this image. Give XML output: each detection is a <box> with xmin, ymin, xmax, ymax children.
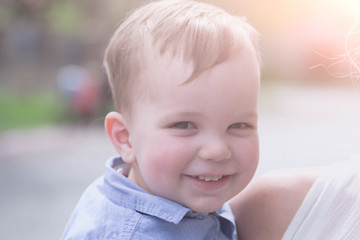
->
<box><xmin>139</xmin><ymin>141</ymin><xmax>187</xmax><ymax>174</ymax></box>
<box><xmin>145</xmin><ymin>144</ymin><xmax>185</xmax><ymax>169</ymax></box>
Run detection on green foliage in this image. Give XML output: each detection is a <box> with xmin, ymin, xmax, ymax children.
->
<box><xmin>0</xmin><ymin>91</ymin><xmax>63</xmax><ymax>132</ymax></box>
<box><xmin>46</xmin><ymin>1</ymin><xmax>84</xmax><ymax>36</ymax></box>
<box><xmin>0</xmin><ymin>5</ymin><xmax>11</xmax><ymax>31</ymax></box>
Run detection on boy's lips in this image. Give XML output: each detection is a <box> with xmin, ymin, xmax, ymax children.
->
<box><xmin>184</xmin><ymin>174</ymin><xmax>231</xmax><ymax>191</ymax></box>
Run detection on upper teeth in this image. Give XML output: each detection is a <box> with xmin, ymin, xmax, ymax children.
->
<box><xmin>197</xmin><ymin>176</ymin><xmax>223</xmax><ymax>182</ymax></box>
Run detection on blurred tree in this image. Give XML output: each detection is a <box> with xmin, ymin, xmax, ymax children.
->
<box><xmin>46</xmin><ymin>0</ymin><xmax>84</xmax><ymax>37</ymax></box>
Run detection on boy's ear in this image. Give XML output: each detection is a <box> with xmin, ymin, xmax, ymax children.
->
<box><xmin>105</xmin><ymin>112</ymin><xmax>136</xmax><ymax>164</ymax></box>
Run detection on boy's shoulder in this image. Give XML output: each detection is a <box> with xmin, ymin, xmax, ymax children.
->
<box><xmin>230</xmin><ymin>167</ymin><xmax>323</xmax><ymax>240</ymax></box>
<box><xmin>61</xmin><ymin>177</ymin><xmax>143</xmax><ymax>239</ymax></box>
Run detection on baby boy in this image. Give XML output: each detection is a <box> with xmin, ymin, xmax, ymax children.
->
<box><xmin>61</xmin><ymin>0</ymin><xmax>261</xmax><ymax>239</ymax></box>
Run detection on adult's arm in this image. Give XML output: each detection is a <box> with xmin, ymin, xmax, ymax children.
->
<box><xmin>229</xmin><ymin>167</ymin><xmax>322</xmax><ymax>240</ymax></box>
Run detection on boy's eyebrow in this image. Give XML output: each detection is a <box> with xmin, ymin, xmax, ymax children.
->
<box><xmin>240</xmin><ymin>112</ymin><xmax>258</xmax><ymax>119</ymax></box>
<box><xmin>223</xmin><ymin>111</ymin><xmax>258</xmax><ymax>123</ymax></box>
<box><xmin>159</xmin><ymin>111</ymin><xmax>258</xmax><ymax>122</ymax></box>
<box><xmin>159</xmin><ymin>111</ymin><xmax>203</xmax><ymax>122</ymax></box>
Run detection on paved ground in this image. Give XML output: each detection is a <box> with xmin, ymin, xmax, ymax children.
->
<box><xmin>1</xmin><ymin>84</ymin><xmax>360</xmax><ymax>240</ymax></box>
<box><xmin>0</xmin><ymin>126</ymin><xmax>117</xmax><ymax>240</ymax></box>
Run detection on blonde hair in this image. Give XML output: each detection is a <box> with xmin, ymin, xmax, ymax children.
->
<box><xmin>103</xmin><ymin>0</ymin><xmax>260</xmax><ymax>114</ymax></box>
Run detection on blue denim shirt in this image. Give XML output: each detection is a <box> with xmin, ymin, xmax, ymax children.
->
<box><xmin>61</xmin><ymin>156</ymin><xmax>237</xmax><ymax>239</ymax></box>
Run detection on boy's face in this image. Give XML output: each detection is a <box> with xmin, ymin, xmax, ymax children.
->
<box><xmin>126</xmin><ymin>46</ymin><xmax>259</xmax><ymax>213</ymax></box>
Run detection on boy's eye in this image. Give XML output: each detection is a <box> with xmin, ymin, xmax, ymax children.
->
<box><xmin>170</xmin><ymin>122</ymin><xmax>194</xmax><ymax>129</ymax></box>
<box><xmin>229</xmin><ymin>122</ymin><xmax>250</xmax><ymax>129</ymax></box>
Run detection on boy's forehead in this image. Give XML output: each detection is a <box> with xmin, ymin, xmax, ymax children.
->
<box><xmin>129</xmin><ymin>46</ymin><xmax>259</xmax><ymax>119</ymax></box>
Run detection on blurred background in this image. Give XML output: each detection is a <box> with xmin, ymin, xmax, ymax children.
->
<box><xmin>0</xmin><ymin>0</ymin><xmax>360</xmax><ymax>239</ymax></box>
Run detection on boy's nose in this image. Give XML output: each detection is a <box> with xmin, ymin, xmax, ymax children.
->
<box><xmin>198</xmin><ymin>138</ymin><xmax>232</xmax><ymax>161</ymax></box>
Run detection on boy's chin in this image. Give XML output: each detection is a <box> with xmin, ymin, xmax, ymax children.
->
<box><xmin>187</xmin><ymin>201</ymin><xmax>224</xmax><ymax>213</ymax></box>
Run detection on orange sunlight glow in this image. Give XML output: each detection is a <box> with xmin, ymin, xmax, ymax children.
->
<box><xmin>229</xmin><ymin>0</ymin><xmax>360</xmax><ymax>83</ymax></box>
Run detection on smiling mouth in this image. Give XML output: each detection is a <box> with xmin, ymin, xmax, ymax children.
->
<box><xmin>192</xmin><ymin>175</ymin><xmax>224</xmax><ymax>182</ymax></box>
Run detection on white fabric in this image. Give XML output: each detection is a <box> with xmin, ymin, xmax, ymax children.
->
<box><xmin>282</xmin><ymin>159</ymin><xmax>360</xmax><ymax>240</ymax></box>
